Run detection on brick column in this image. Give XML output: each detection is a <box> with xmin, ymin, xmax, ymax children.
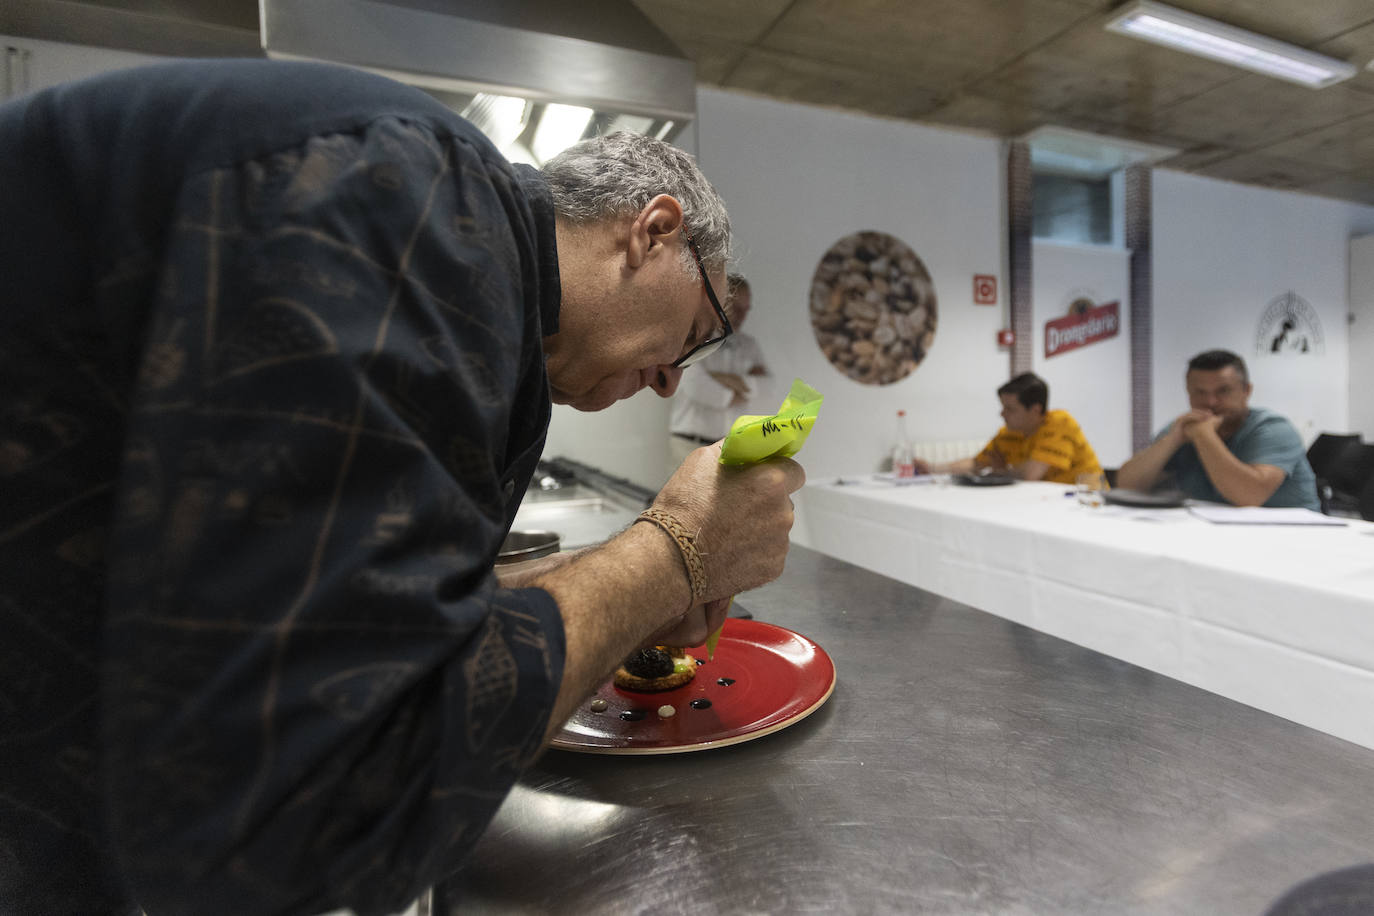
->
<box><xmin>1007</xmin><ymin>141</ymin><xmax>1033</xmax><ymax>375</ymax></box>
<box><xmin>1125</xmin><ymin>164</ymin><xmax>1153</xmax><ymax>452</ymax></box>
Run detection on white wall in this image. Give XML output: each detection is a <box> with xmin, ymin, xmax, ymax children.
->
<box><xmin>1030</xmin><ymin>241</ymin><xmax>1133</xmax><ymax>467</ymax></box>
<box><xmin>690</xmin><ymin>88</ymin><xmax>1008</xmax><ymax>483</ymax></box>
<box><xmin>1152</xmin><ymin>170</ymin><xmax>1374</xmax><ymax>443</ymax></box>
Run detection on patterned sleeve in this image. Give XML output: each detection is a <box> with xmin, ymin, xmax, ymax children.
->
<box><xmin>100</xmin><ymin>118</ymin><xmax>564</xmax><ymax>915</ymax></box>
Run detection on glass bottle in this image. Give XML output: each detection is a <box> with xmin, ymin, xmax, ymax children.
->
<box><xmin>892</xmin><ymin>410</ymin><xmax>915</xmax><ymax>478</ymax></box>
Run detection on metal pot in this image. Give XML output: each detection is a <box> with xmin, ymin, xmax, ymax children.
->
<box><xmin>496</xmin><ymin>530</ymin><xmax>561</xmax><ymax>564</ymax></box>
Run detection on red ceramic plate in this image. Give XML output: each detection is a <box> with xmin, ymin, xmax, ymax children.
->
<box><xmin>551</xmin><ymin>619</ymin><xmax>836</xmax><ymax>755</ymax></box>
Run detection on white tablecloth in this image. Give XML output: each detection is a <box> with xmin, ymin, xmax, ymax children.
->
<box><xmin>794</xmin><ymin>477</ymin><xmax>1374</xmax><ymax>750</ymax></box>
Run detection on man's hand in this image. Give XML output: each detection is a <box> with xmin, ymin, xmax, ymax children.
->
<box><xmin>983</xmin><ymin>450</ymin><xmax>1008</xmax><ymax>471</ymax></box>
<box><xmin>534</xmin><ymin>444</ymin><xmax>803</xmax><ymax>745</ymax></box>
<box><xmin>1169</xmin><ymin>409</ymin><xmax>1212</xmax><ymax>443</ymax></box>
<box><xmin>647</xmin><ymin>596</ymin><xmax>732</xmax><ymax>649</ymax></box>
<box><xmin>1181</xmin><ymin>410</ymin><xmax>1223</xmax><ymax>443</ymax></box>
<box><xmin>652</xmin><ymin>443</ymin><xmax>805</xmax><ymax>603</ymax></box>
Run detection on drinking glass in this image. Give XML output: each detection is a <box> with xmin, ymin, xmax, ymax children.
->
<box><xmin>1076</xmin><ymin>471</ymin><xmax>1107</xmax><ymax>508</ymax></box>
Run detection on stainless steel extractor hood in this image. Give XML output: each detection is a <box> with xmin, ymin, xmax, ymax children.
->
<box><xmin>2</xmin><ymin>0</ymin><xmax>697</xmax><ymax>162</ymax></box>
<box><xmin>262</xmin><ymin>0</ymin><xmax>697</xmax><ymax>163</ymax></box>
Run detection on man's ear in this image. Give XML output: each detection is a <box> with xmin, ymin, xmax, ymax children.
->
<box><xmin>625</xmin><ymin>194</ymin><xmax>684</xmax><ymax>268</ymax></box>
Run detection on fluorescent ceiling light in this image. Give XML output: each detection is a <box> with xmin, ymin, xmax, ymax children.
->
<box><xmin>460</xmin><ymin>93</ymin><xmax>530</xmax><ymax>151</ymax></box>
<box><xmin>607</xmin><ymin>113</ymin><xmax>656</xmax><ymax>136</ymax></box>
<box><xmin>1105</xmin><ymin>0</ymin><xmax>1357</xmax><ymax>89</ymax></box>
<box><xmin>502</xmin><ymin>142</ymin><xmax>539</xmax><ymax>168</ymax></box>
<box><xmin>607</xmin><ymin>114</ymin><xmax>679</xmax><ymax>144</ymax></box>
<box><xmin>531</xmin><ymin>103</ymin><xmax>594</xmax><ymax>163</ymax></box>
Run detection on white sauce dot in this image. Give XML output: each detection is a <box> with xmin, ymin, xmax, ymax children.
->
<box><xmin>657</xmin><ymin>704</ymin><xmax>676</xmax><ymax>718</ymax></box>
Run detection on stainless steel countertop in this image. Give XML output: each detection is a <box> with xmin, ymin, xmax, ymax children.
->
<box><xmin>446</xmin><ymin>546</ymin><xmax>1374</xmax><ymax>914</ymax></box>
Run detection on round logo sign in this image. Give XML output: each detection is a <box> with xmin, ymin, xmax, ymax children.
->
<box><xmin>1255</xmin><ymin>291</ymin><xmax>1323</xmax><ymax>356</ymax></box>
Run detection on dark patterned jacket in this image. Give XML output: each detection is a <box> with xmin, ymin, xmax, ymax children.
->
<box><xmin>0</xmin><ymin>59</ymin><xmax>565</xmax><ymax>915</ymax></box>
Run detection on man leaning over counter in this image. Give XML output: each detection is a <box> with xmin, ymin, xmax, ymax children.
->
<box><xmin>916</xmin><ymin>372</ymin><xmax>1104</xmax><ymax>484</ymax></box>
<box><xmin>0</xmin><ymin>59</ymin><xmax>803</xmax><ymax>916</ymax></box>
<box><xmin>1116</xmin><ymin>349</ymin><xmax>1319</xmax><ymax>510</ymax></box>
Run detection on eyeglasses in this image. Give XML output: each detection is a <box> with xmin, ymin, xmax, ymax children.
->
<box><xmin>671</xmin><ymin>230</ymin><xmax>733</xmax><ymax>369</ymax></box>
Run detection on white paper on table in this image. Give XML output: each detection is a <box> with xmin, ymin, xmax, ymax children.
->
<box><xmin>1187</xmin><ymin>506</ymin><xmax>1346</xmax><ymax>526</ymax></box>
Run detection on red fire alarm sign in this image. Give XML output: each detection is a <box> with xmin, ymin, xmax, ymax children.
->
<box><xmin>973</xmin><ymin>274</ymin><xmax>997</xmax><ymax>305</ymax></box>
<box><xmin>997</xmin><ymin>329</ymin><xmax>1015</xmax><ymax>347</ymax></box>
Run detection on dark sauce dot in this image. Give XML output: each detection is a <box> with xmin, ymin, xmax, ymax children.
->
<box><xmin>716</xmin><ymin>677</ymin><xmax>736</xmax><ymax>686</ymax></box>
<box><xmin>690</xmin><ymin>698</ymin><xmax>712</xmax><ymax>710</ymax></box>
<box><xmin>620</xmin><ymin>709</ymin><xmax>647</xmax><ymax>721</ymax></box>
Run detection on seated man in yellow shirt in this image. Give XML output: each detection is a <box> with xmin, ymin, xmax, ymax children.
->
<box><xmin>917</xmin><ymin>373</ymin><xmax>1104</xmax><ymax>485</ymax></box>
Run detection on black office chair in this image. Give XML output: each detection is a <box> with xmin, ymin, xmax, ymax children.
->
<box><xmin>1306</xmin><ymin>432</ymin><xmax>1362</xmax><ymax>481</ymax></box>
<box><xmin>1322</xmin><ymin>442</ymin><xmax>1374</xmax><ymax>517</ymax></box>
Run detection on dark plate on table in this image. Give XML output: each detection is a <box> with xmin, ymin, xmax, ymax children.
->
<box><xmin>1103</xmin><ymin>488</ymin><xmax>1187</xmax><ymax>508</ymax></box>
<box><xmin>954</xmin><ymin>471</ymin><xmax>1016</xmax><ymax>487</ymax></box>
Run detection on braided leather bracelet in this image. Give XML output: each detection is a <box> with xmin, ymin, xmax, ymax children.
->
<box><xmin>636</xmin><ymin>508</ymin><xmax>707</xmax><ymax>606</ymax></box>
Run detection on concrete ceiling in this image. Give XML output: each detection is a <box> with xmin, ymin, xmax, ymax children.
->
<box><xmin>630</xmin><ymin>0</ymin><xmax>1374</xmax><ymax>205</ymax></box>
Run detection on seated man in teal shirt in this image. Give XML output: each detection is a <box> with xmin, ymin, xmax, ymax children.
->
<box><xmin>1117</xmin><ymin>349</ymin><xmax>1319</xmax><ymax>510</ymax></box>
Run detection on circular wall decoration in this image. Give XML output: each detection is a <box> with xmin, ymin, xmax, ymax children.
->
<box><xmin>809</xmin><ymin>230</ymin><xmax>937</xmax><ymax>386</ymax></box>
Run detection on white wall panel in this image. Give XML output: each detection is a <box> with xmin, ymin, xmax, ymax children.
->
<box><xmin>1031</xmin><ymin>241</ymin><xmax>1133</xmax><ymax>467</ymax></box>
<box><xmin>1152</xmin><ymin>170</ymin><xmax>1374</xmax><ymax>443</ymax></box>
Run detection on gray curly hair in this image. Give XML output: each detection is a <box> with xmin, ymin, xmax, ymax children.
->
<box><xmin>541</xmin><ymin>131</ymin><xmax>732</xmax><ymax>275</ymax></box>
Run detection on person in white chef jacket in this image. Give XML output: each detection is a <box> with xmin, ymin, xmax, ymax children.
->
<box><xmin>668</xmin><ymin>274</ymin><xmax>770</xmax><ymax>475</ymax></box>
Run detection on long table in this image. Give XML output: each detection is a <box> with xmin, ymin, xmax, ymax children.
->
<box><xmin>793</xmin><ymin>477</ymin><xmax>1374</xmax><ymax>751</ymax></box>
<box><xmin>445</xmin><ymin>546</ymin><xmax>1374</xmax><ymax>913</ymax></box>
